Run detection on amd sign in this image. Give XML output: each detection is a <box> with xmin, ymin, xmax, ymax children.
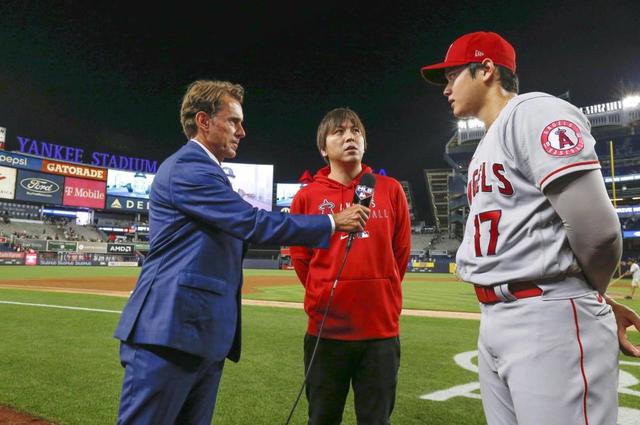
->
<box><xmin>107</xmin><ymin>243</ymin><xmax>134</xmax><ymax>254</ymax></box>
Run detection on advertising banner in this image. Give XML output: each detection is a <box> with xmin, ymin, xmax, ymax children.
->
<box><xmin>107</xmin><ymin>243</ymin><xmax>135</xmax><ymax>254</ymax></box>
<box><xmin>63</xmin><ymin>177</ymin><xmax>106</xmax><ymax>209</ymax></box>
<box><xmin>106</xmin><ymin>195</ymin><xmax>149</xmax><ymax>212</ymax></box>
<box><xmin>222</xmin><ymin>162</ymin><xmax>273</xmax><ymax>211</ymax></box>
<box><xmin>35</xmin><ymin>251</ymin><xmax>136</xmax><ymax>266</ymax></box>
<box><xmin>37</xmin><ymin>258</ymin><xmax>58</xmax><ymax>265</ymax></box>
<box><xmin>0</xmin><ymin>151</ymin><xmax>42</xmax><ymax>171</ymax></box>
<box><xmin>0</xmin><ymin>252</ymin><xmax>25</xmax><ymax>259</ymax></box>
<box><xmin>0</xmin><ymin>258</ymin><xmax>24</xmax><ymax>265</ymax></box>
<box><xmin>77</xmin><ymin>241</ymin><xmax>108</xmax><ymax>253</ymax></box>
<box><xmin>25</xmin><ymin>252</ymin><xmax>38</xmax><ymax>265</ymax></box>
<box><xmin>46</xmin><ymin>240</ymin><xmax>78</xmax><ymax>252</ymax></box>
<box><xmin>0</xmin><ymin>252</ymin><xmax>25</xmax><ymax>265</ymax></box>
<box><xmin>43</xmin><ymin>160</ymin><xmax>107</xmax><ymax>181</ymax></box>
<box><xmin>15</xmin><ymin>169</ymin><xmax>64</xmax><ymax>205</ymax></box>
<box><xmin>0</xmin><ymin>165</ymin><xmax>16</xmax><ymax>199</ymax></box>
<box><xmin>107</xmin><ymin>261</ymin><xmax>139</xmax><ymax>267</ymax></box>
<box><xmin>38</xmin><ymin>258</ymin><xmax>93</xmax><ymax>266</ymax></box>
<box><xmin>20</xmin><ymin>239</ymin><xmax>47</xmax><ymax>250</ymax></box>
<box><xmin>107</xmin><ymin>169</ymin><xmax>154</xmax><ymax>199</ymax></box>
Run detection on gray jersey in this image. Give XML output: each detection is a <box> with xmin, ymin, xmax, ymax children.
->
<box><xmin>456</xmin><ymin>92</ymin><xmax>601</xmax><ymax>285</ymax></box>
<box><xmin>631</xmin><ymin>263</ymin><xmax>640</xmax><ymax>282</ymax></box>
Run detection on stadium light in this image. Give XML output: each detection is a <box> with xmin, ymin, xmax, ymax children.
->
<box><xmin>457</xmin><ymin>118</ymin><xmax>485</xmax><ymax>130</ymax></box>
<box><xmin>622</xmin><ymin>94</ymin><xmax>640</xmax><ymax>109</ymax></box>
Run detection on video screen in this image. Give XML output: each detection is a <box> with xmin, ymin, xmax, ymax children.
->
<box><xmin>222</xmin><ymin>162</ymin><xmax>274</xmax><ymax>211</ymax></box>
<box><xmin>274</xmin><ymin>183</ymin><xmax>307</xmax><ymax>212</ymax></box>
<box><xmin>106</xmin><ymin>170</ymin><xmax>155</xmax><ymax>199</ymax></box>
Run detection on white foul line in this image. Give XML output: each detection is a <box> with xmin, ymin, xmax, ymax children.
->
<box><xmin>0</xmin><ymin>299</ymin><xmax>635</xmax><ymax>332</ymax></box>
<box><xmin>0</xmin><ymin>300</ymin><xmax>121</xmax><ymax>314</ymax></box>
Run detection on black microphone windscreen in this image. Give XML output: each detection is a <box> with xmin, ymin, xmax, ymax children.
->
<box><xmin>360</xmin><ymin>173</ymin><xmax>376</xmax><ymax>190</ymax></box>
<box><xmin>352</xmin><ymin>173</ymin><xmax>376</xmax><ymax>207</ymax></box>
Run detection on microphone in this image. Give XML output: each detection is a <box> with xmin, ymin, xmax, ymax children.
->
<box><xmin>352</xmin><ymin>172</ymin><xmax>376</xmax><ymax>208</ymax></box>
<box><xmin>348</xmin><ymin>173</ymin><xmax>376</xmax><ymax>246</ymax></box>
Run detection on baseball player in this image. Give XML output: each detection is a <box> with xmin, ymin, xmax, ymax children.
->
<box><xmin>420</xmin><ymin>31</ymin><xmax>640</xmax><ymax>425</ymax></box>
<box><xmin>624</xmin><ymin>259</ymin><xmax>639</xmax><ymax>299</ymax></box>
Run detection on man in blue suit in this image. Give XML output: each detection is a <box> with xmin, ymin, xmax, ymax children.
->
<box><xmin>114</xmin><ymin>80</ymin><xmax>370</xmax><ymax>425</ymax></box>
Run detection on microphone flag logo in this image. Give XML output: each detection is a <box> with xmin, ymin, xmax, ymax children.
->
<box><xmin>355</xmin><ymin>184</ymin><xmax>373</xmax><ymax>202</ymax></box>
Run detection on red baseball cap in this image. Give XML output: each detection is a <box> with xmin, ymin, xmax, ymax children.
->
<box><xmin>420</xmin><ymin>31</ymin><xmax>516</xmax><ymax>85</ymax></box>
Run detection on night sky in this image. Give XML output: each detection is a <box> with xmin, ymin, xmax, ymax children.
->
<box><xmin>1</xmin><ymin>0</ymin><xmax>639</xmax><ymax>221</ymax></box>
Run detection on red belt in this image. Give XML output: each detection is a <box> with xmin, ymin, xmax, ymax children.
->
<box><xmin>474</xmin><ymin>281</ymin><xmax>542</xmax><ymax>304</ymax></box>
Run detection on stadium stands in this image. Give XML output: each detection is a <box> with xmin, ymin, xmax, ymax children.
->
<box><xmin>0</xmin><ymin>219</ymin><xmax>104</xmax><ymax>242</ymax></box>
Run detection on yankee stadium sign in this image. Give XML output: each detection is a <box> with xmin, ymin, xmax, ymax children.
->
<box><xmin>16</xmin><ymin>136</ymin><xmax>157</xmax><ymax>173</ymax></box>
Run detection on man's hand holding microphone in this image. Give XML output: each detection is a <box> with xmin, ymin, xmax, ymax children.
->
<box><xmin>331</xmin><ymin>204</ymin><xmax>370</xmax><ymax>233</ymax></box>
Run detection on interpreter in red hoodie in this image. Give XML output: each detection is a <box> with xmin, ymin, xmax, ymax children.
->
<box><xmin>290</xmin><ymin>108</ymin><xmax>411</xmax><ymax>425</ymax></box>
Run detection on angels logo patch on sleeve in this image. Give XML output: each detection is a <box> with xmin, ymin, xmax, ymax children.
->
<box><xmin>540</xmin><ymin>120</ymin><xmax>584</xmax><ymax>156</ymax></box>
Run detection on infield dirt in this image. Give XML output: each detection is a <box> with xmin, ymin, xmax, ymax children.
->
<box><xmin>0</xmin><ymin>275</ymin><xmax>304</xmax><ymax>297</ymax></box>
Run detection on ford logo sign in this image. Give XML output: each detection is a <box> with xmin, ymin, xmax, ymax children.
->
<box><xmin>20</xmin><ymin>178</ymin><xmax>60</xmax><ymax>194</ymax></box>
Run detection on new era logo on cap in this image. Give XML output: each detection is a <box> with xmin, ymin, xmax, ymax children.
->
<box><xmin>420</xmin><ymin>31</ymin><xmax>516</xmax><ymax>85</ymax></box>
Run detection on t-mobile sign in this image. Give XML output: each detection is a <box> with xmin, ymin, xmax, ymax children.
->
<box><xmin>63</xmin><ymin>177</ymin><xmax>106</xmax><ymax>209</ymax></box>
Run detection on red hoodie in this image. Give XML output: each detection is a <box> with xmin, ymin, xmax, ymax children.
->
<box><xmin>290</xmin><ymin>165</ymin><xmax>411</xmax><ymax>340</ymax></box>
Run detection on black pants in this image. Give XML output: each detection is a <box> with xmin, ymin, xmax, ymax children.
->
<box><xmin>303</xmin><ymin>334</ymin><xmax>400</xmax><ymax>425</ymax></box>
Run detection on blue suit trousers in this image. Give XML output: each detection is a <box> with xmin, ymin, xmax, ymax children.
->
<box><xmin>117</xmin><ymin>342</ymin><xmax>225</xmax><ymax>425</ymax></box>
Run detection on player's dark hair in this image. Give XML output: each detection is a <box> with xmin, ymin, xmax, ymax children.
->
<box><xmin>468</xmin><ymin>63</ymin><xmax>519</xmax><ymax>94</ymax></box>
<box><xmin>316</xmin><ymin>107</ymin><xmax>367</xmax><ymax>164</ymax></box>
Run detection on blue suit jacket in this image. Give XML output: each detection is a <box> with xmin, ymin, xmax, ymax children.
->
<box><xmin>114</xmin><ymin>142</ymin><xmax>331</xmax><ymax>362</ymax></box>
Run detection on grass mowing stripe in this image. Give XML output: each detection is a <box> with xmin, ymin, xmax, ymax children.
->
<box><xmin>0</xmin><ymin>288</ymin><xmax>128</xmax><ymax>310</ymax></box>
<box><xmin>0</xmin><ymin>265</ymin><xmax>141</xmax><ymax>279</ymax></box>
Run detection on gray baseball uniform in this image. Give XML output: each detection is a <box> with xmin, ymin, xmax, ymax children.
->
<box><xmin>458</xmin><ymin>92</ymin><xmax>620</xmax><ymax>425</ymax></box>
<box><xmin>631</xmin><ymin>263</ymin><xmax>640</xmax><ymax>287</ymax></box>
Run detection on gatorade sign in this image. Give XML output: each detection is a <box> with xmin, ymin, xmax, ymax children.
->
<box><xmin>43</xmin><ymin>160</ymin><xmax>107</xmax><ymax>181</ymax></box>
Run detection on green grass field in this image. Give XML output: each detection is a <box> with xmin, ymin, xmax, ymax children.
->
<box><xmin>5</xmin><ymin>266</ymin><xmax>635</xmax><ymax>313</ymax></box>
<box><xmin>0</xmin><ymin>267</ymin><xmax>639</xmax><ymax>424</ymax></box>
